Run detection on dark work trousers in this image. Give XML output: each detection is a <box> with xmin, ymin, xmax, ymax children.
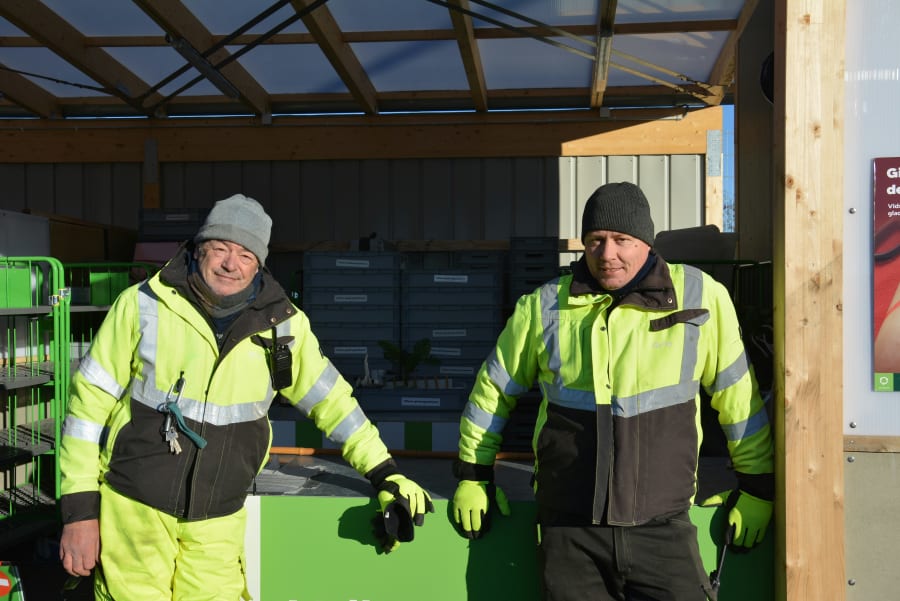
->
<box><xmin>538</xmin><ymin>511</ymin><xmax>715</xmax><ymax>601</ymax></box>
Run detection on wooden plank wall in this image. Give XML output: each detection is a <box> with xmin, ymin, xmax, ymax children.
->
<box><xmin>159</xmin><ymin>157</ymin><xmax>560</xmax><ymax>245</ymax></box>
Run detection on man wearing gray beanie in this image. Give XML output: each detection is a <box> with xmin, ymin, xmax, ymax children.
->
<box><xmin>59</xmin><ymin>193</ymin><xmax>433</xmax><ymax>599</ymax></box>
<box><xmin>452</xmin><ymin>181</ymin><xmax>774</xmax><ymax>601</ymax></box>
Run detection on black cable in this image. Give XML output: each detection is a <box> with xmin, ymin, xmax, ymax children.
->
<box><xmin>138</xmin><ymin>0</ymin><xmax>295</xmax><ymax>101</ymax></box>
<box><xmin>147</xmin><ymin>0</ymin><xmax>330</xmax><ymax>113</ymax></box>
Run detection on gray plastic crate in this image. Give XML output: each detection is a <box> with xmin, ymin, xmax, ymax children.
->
<box><xmin>139</xmin><ymin>208</ymin><xmax>209</xmax><ymax>242</ymax></box>
<box><xmin>354</xmin><ymin>387</ymin><xmax>468</xmax><ymax>413</ymax></box>
<box><xmin>428</xmin><ymin>340</ymin><xmax>494</xmax><ymax>362</ymax></box>
<box><xmin>509</xmin><ymin>237</ymin><xmax>559</xmax><ymax>253</ymax></box>
<box><xmin>453</xmin><ymin>251</ymin><xmax>506</xmax><ymax>270</ymax></box>
<box><xmin>304</xmin><ymin>304</ymin><xmax>399</xmax><ymax>325</ymax></box>
<box><xmin>403</xmin><ymin>269</ymin><xmax>504</xmax><ymax>306</ymax></box>
<box><xmin>403</xmin><ymin>269</ymin><xmax>501</xmax><ymax>289</ymax></box>
<box><xmin>303</xmin><ymin>251</ymin><xmax>402</xmax><ymax>271</ymax></box>
<box><xmin>309</xmin><ymin>322</ymin><xmax>400</xmax><ymax>344</ymax></box>
<box><xmin>303</xmin><ymin>269</ymin><xmax>400</xmax><ymax>289</ymax></box>
<box><xmin>303</xmin><ymin>288</ymin><xmax>398</xmax><ymax>307</ymax></box>
<box><xmin>403</xmin><ymin>323</ymin><xmax>503</xmax><ymax>344</ymax></box>
<box><xmin>403</xmin><ymin>305</ymin><xmax>503</xmax><ymax>326</ymax></box>
<box><xmin>416</xmin><ymin>358</ymin><xmax>485</xmax><ymax>379</ymax></box>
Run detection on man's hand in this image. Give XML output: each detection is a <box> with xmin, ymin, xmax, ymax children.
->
<box><xmin>451</xmin><ymin>480</ymin><xmax>511</xmax><ymax>539</ymax></box>
<box><xmin>373</xmin><ymin>474</ymin><xmax>434</xmax><ymax>552</ymax></box>
<box><xmin>60</xmin><ymin>519</ymin><xmax>100</xmax><ymax>577</ymax></box>
<box><xmin>701</xmin><ymin>489</ymin><xmax>773</xmax><ymax>549</ymax></box>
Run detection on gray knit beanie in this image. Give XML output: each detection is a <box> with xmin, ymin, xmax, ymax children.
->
<box><xmin>194</xmin><ymin>194</ymin><xmax>272</xmax><ymax>264</ymax></box>
<box><xmin>581</xmin><ymin>182</ymin><xmax>655</xmax><ymax>246</ymax></box>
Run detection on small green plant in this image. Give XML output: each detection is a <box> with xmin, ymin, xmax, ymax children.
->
<box><xmin>377</xmin><ymin>338</ymin><xmax>439</xmax><ymax>386</ymax></box>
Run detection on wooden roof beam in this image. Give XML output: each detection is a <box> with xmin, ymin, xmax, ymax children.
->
<box><xmin>0</xmin><ymin>0</ymin><xmax>163</xmax><ymax>116</ymax></box>
<box><xmin>707</xmin><ymin>0</ymin><xmax>760</xmax><ymax>104</ymax></box>
<box><xmin>0</xmin><ymin>62</ymin><xmax>61</xmax><ymax>118</ymax></box>
<box><xmin>291</xmin><ymin>0</ymin><xmax>378</xmax><ymax>115</ymax></box>
<box><xmin>132</xmin><ymin>0</ymin><xmax>272</xmax><ymax>119</ymax></box>
<box><xmin>448</xmin><ymin>0</ymin><xmax>488</xmax><ymax>112</ymax></box>
<box><xmin>590</xmin><ymin>0</ymin><xmax>618</xmax><ymax>109</ymax></box>
<box><xmin>0</xmin><ymin>19</ymin><xmax>740</xmax><ymax>49</ymax></box>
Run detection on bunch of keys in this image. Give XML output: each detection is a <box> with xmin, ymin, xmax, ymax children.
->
<box><xmin>162</xmin><ymin>412</ymin><xmax>182</xmax><ymax>455</ymax></box>
<box><xmin>161</xmin><ymin>374</ymin><xmax>186</xmax><ymax>455</ymax></box>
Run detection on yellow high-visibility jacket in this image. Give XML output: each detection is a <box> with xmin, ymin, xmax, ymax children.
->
<box><xmin>59</xmin><ymin>247</ymin><xmax>393</xmax><ymax>523</ymax></box>
<box><xmin>457</xmin><ymin>255</ymin><xmax>774</xmax><ymax>526</ymax></box>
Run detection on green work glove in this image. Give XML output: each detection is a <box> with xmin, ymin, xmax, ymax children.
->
<box><xmin>701</xmin><ymin>489</ymin><xmax>773</xmax><ymax>550</ymax></box>
<box><xmin>451</xmin><ymin>480</ymin><xmax>511</xmax><ymax>540</ymax></box>
<box><xmin>372</xmin><ymin>474</ymin><xmax>434</xmax><ymax>553</ymax></box>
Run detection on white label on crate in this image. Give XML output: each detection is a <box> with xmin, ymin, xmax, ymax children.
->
<box><xmin>333</xmin><ymin>294</ymin><xmax>368</xmax><ymax>303</ymax></box>
<box><xmin>442</xmin><ymin>366</ymin><xmax>476</xmax><ymax>375</ymax></box>
<box><xmin>433</xmin><ymin>328</ymin><xmax>467</xmax><ymax>337</ymax></box>
<box><xmin>433</xmin><ymin>274</ymin><xmax>469</xmax><ymax>284</ymax></box>
<box><xmin>431</xmin><ymin>347</ymin><xmax>462</xmax><ymax>357</ymax></box>
<box><xmin>401</xmin><ymin>396</ymin><xmax>442</xmax><ymax>408</ymax></box>
<box><xmin>335</xmin><ymin>259</ymin><xmax>371</xmax><ymax>269</ymax></box>
<box><xmin>334</xmin><ymin>346</ymin><xmax>367</xmax><ymax>355</ymax></box>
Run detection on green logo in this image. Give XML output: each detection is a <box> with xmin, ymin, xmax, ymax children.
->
<box><xmin>874</xmin><ymin>372</ymin><xmax>895</xmax><ymax>392</ymax></box>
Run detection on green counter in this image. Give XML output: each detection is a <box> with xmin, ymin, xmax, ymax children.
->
<box><xmin>244</xmin><ymin>456</ymin><xmax>772</xmax><ymax>601</ymax></box>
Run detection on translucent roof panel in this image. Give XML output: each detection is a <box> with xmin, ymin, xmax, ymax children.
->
<box><xmin>479</xmin><ymin>37</ymin><xmax>592</xmax><ymax>89</ymax></box>
<box><xmin>616</xmin><ymin>0</ymin><xmax>744</xmax><ymax>22</ymax></box>
<box><xmin>0</xmin><ymin>47</ymin><xmax>107</xmax><ymax>97</ymax></box>
<box><xmin>104</xmin><ymin>46</ymin><xmax>221</xmax><ymax>97</ymax></box>
<box><xmin>0</xmin><ymin>0</ymin><xmax>750</xmax><ymax>119</ymax></box>
<box><xmin>40</xmin><ymin>0</ymin><xmax>161</xmax><ymax>36</ymax></box>
<box><xmin>351</xmin><ymin>40</ymin><xmax>469</xmax><ymax>91</ymax></box>
<box><xmin>0</xmin><ymin>16</ymin><xmax>25</xmax><ymax>36</ymax></box>
<box><xmin>230</xmin><ymin>44</ymin><xmax>349</xmax><ymax>94</ymax></box>
<box><xmin>611</xmin><ymin>31</ymin><xmax>730</xmax><ymax>86</ymax></box>
<box><xmin>329</xmin><ymin>0</ymin><xmax>452</xmax><ymax>31</ymax></box>
<box><xmin>471</xmin><ymin>0</ymin><xmax>599</xmax><ymax>28</ymax></box>
<box><xmin>180</xmin><ymin>0</ymin><xmax>308</xmax><ymax>35</ymax></box>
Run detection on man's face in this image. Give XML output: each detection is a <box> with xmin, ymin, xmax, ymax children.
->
<box><xmin>196</xmin><ymin>239</ymin><xmax>259</xmax><ymax>297</ymax></box>
<box><xmin>583</xmin><ymin>229</ymin><xmax>651</xmax><ymax>290</ymax></box>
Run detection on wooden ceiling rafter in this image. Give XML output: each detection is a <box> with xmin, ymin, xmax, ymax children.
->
<box><xmin>131</xmin><ymin>0</ymin><xmax>272</xmax><ymax>119</ymax></box>
<box><xmin>447</xmin><ymin>0</ymin><xmax>488</xmax><ymax>112</ymax></box>
<box><xmin>707</xmin><ymin>0</ymin><xmax>760</xmax><ymax>102</ymax></box>
<box><xmin>590</xmin><ymin>0</ymin><xmax>617</xmax><ymax>109</ymax></box>
<box><xmin>290</xmin><ymin>0</ymin><xmax>378</xmax><ymax>115</ymax></box>
<box><xmin>0</xmin><ymin>60</ymin><xmax>60</xmax><ymax>118</ymax></box>
<box><xmin>0</xmin><ymin>0</ymin><xmax>163</xmax><ymax>116</ymax></box>
<box><xmin>0</xmin><ymin>19</ymin><xmax>739</xmax><ymax>49</ymax></box>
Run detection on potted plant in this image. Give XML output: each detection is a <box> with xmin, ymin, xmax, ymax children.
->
<box><xmin>377</xmin><ymin>338</ymin><xmax>442</xmax><ymax>388</ymax></box>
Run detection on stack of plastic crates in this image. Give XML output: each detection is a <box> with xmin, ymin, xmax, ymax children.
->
<box><xmin>301</xmin><ymin>252</ymin><xmax>403</xmax><ymax>385</ymax></box>
<box><xmin>507</xmin><ymin>237</ymin><xmax>561</xmax><ymax>316</ymax></box>
<box><xmin>0</xmin><ymin>256</ymin><xmax>70</xmax><ymax>546</ymax></box>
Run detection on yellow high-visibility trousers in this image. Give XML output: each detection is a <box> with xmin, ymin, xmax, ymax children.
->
<box><xmin>94</xmin><ymin>483</ymin><xmax>250</xmax><ymax>601</ymax></box>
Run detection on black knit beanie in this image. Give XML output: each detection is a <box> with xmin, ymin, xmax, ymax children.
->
<box><xmin>581</xmin><ymin>182</ymin><xmax>655</xmax><ymax>246</ymax></box>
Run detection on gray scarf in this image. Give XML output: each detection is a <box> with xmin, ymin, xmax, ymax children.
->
<box><xmin>187</xmin><ymin>269</ymin><xmax>258</xmax><ymax>320</ymax></box>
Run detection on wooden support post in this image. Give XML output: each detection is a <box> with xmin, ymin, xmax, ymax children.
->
<box><xmin>774</xmin><ymin>1</ymin><xmax>846</xmax><ymax>600</ymax></box>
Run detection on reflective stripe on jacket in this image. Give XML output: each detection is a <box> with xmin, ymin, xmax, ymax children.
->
<box><xmin>459</xmin><ymin>255</ymin><xmax>773</xmax><ymax>526</ymax></box>
<box><xmin>59</xmin><ymin>247</ymin><xmax>392</xmax><ymax>522</ymax></box>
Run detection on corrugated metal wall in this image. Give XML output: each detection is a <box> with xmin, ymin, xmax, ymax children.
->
<box><xmin>0</xmin><ymin>154</ymin><xmax>704</xmax><ymax>250</ymax></box>
<box><xmin>558</xmin><ymin>154</ymin><xmax>705</xmax><ymax>263</ymax></box>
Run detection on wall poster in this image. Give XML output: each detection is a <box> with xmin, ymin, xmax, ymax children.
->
<box><xmin>873</xmin><ymin>157</ymin><xmax>900</xmax><ymax>390</ymax></box>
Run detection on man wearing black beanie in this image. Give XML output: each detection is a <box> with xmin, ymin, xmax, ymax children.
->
<box><xmin>451</xmin><ymin>181</ymin><xmax>774</xmax><ymax>600</ymax></box>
